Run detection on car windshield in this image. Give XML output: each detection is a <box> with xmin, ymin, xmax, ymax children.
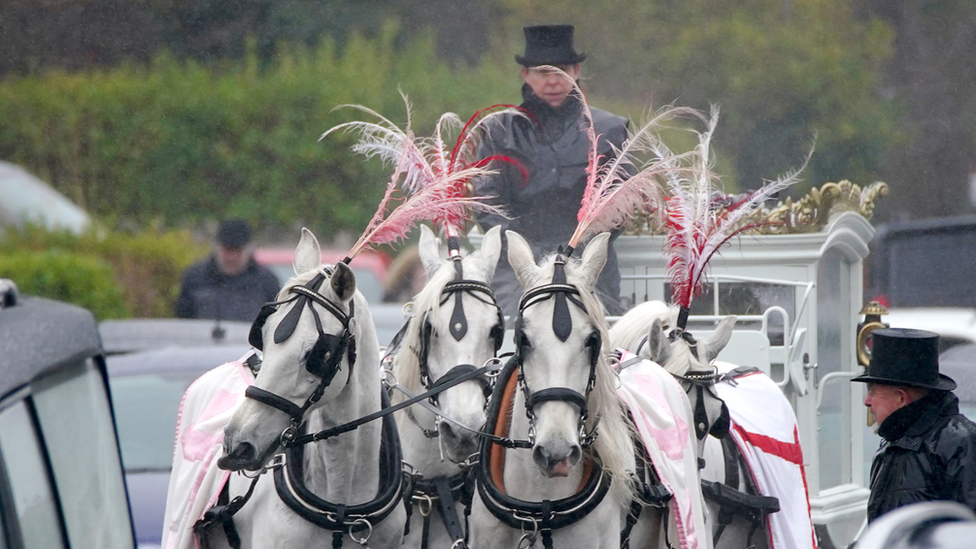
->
<box><xmin>109</xmin><ymin>370</ymin><xmax>202</xmax><ymax>472</ymax></box>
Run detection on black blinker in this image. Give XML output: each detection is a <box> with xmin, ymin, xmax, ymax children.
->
<box><xmin>249</xmin><ymin>304</ymin><xmax>276</xmax><ymax>350</ymax></box>
<box><xmin>306</xmin><ymin>333</ymin><xmax>347</xmax><ymax>380</ymax></box>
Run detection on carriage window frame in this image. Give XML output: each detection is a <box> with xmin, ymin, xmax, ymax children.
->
<box><xmin>0</xmin><ymin>398</ymin><xmax>68</xmax><ymax>549</ymax></box>
<box><xmin>31</xmin><ymin>357</ymin><xmax>135</xmax><ymax>549</ymax></box>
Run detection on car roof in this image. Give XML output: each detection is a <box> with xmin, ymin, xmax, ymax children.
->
<box><xmin>99</xmin><ymin>318</ymin><xmax>252</xmax><ymax>354</ymax></box>
<box><xmin>105</xmin><ymin>345</ymin><xmax>252</xmax><ymax>377</ymax></box>
<box><xmin>0</xmin><ymin>295</ymin><xmax>102</xmax><ymax>398</ymax></box>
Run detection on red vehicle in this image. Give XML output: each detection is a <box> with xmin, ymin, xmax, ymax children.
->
<box><xmin>253</xmin><ymin>247</ymin><xmax>391</xmax><ymax>304</ymax></box>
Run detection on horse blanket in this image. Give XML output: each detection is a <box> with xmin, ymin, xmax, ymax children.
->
<box><xmin>713</xmin><ymin>361</ymin><xmax>817</xmax><ymax>549</ymax></box>
<box><xmin>160</xmin><ymin>353</ymin><xmax>255</xmax><ymax>549</ymax></box>
<box><xmin>615</xmin><ymin>349</ymin><xmax>711</xmax><ymax>549</ymax></box>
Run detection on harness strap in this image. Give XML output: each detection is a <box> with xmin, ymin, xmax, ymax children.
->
<box><xmin>434</xmin><ymin>476</ymin><xmax>466</xmax><ymax>545</ymax></box>
<box><xmin>290</xmin><ymin>362</ymin><xmax>499</xmax><ymax>446</ymax></box>
<box><xmin>244</xmin><ymin>385</ymin><xmax>304</xmax><ymax>421</ymax></box>
<box><xmin>193</xmin><ymin>475</ymin><xmax>260</xmax><ymax>549</ymax></box>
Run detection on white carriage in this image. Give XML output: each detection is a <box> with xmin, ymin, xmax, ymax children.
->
<box><xmin>611</xmin><ymin>180</ymin><xmax>890</xmax><ymax>549</ymax></box>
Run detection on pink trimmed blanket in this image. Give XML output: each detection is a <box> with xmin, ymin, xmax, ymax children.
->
<box><xmin>160</xmin><ymin>355</ymin><xmax>255</xmax><ymax>549</ymax></box>
<box><xmin>615</xmin><ymin>350</ymin><xmax>711</xmax><ymax>549</ymax></box>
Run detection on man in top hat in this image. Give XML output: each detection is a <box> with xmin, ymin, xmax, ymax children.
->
<box><xmin>176</xmin><ymin>219</ymin><xmax>280</xmax><ymax>322</ymax></box>
<box><xmin>852</xmin><ymin>328</ymin><xmax>976</xmax><ymax>522</ymax></box>
<box><xmin>473</xmin><ymin>24</ymin><xmax>628</xmax><ymax>319</ymax></box>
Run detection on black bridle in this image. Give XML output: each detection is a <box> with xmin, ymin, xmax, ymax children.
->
<box><xmin>244</xmin><ymin>269</ymin><xmax>357</xmax><ymax>430</ymax></box>
<box><xmin>406</xmin><ymin>254</ymin><xmax>504</xmax><ymax>439</ymax></box>
<box><xmin>513</xmin><ymin>258</ymin><xmax>601</xmax><ymax>448</ymax></box>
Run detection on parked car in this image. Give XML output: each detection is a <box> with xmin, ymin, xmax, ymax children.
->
<box><xmin>253</xmin><ymin>247</ymin><xmax>391</xmax><ymax>304</ymax></box>
<box><xmin>0</xmin><ymin>279</ymin><xmax>136</xmax><ymax>548</ymax></box>
<box><xmin>101</xmin><ymin>318</ymin><xmax>251</xmax><ymax>549</ymax></box>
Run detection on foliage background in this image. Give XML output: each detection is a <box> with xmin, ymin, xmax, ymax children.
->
<box><xmin>2</xmin><ymin>0</ymin><xmax>975</xmax><ymax>315</ymax></box>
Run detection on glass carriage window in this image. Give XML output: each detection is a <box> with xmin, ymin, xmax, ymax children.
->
<box><xmin>32</xmin><ymin>359</ymin><xmax>135</xmax><ymax>549</ymax></box>
<box><xmin>0</xmin><ymin>401</ymin><xmax>66</xmax><ymax>549</ymax></box>
<box><xmin>669</xmin><ymin>282</ymin><xmax>795</xmax><ymax>345</ymax></box>
<box><xmin>816</xmin><ymin>248</ymin><xmax>853</xmax><ymax>490</ymax></box>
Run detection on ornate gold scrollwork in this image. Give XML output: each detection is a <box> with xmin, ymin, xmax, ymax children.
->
<box><xmin>625</xmin><ymin>180</ymin><xmax>889</xmax><ymax>235</ymax></box>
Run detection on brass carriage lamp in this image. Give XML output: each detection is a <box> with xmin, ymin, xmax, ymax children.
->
<box><xmin>857</xmin><ymin>300</ymin><xmax>889</xmax><ymax>426</ymax></box>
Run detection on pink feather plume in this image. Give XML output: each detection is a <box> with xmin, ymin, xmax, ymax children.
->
<box><xmin>663</xmin><ymin>106</ymin><xmax>811</xmax><ymax>309</ymax></box>
<box><xmin>555</xmin><ymin>66</ymin><xmax>704</xmax><ymax>249</ymax></box>
<box><xmin>321</xmin><ymin>93</ymin><xmax>515</xmax><ymax>258</ymax></box>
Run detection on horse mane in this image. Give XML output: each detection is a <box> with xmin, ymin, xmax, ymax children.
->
<box><xmin>608</xmin><ymin>300</ymin><xmax>672</xmax><ymax>351</ymax></box>
<box><xmin>537</xmin><ymin>254</ymin><xmax>637</xmax><ymax>504</ymax></box>
<box><xmin>389</xmin><ymin>260</ymin><xmax>454</xmax><ymax>401</ymax></box>
<box><xmin>610</xmin><ymin>300</ymin><xmax>713</xmax><ymax>376</ymax></box>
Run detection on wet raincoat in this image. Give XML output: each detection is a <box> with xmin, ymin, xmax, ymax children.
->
<box><xmin>867</xmin><ymin>391</ymin><xmax>976</xmax><ymax>521</ymax></box>
<box><xmin>474</xmin><ymin>84</ymin><xmax>629</xmax><ymax>318</ymax></box>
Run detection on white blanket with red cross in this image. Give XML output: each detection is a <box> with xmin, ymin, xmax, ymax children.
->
<box><xmin>615</xmin><ymin>349</ymin><xmax>712</xmax><ymax>549</ymax></box>
<box><xmin>712</xmin><ymin>361</ymin><xmax>817</xmax><ymax>549</ymax></box>
<box><xmin>160</xmin><ymin>355</ymin><xmax>255</xmax><ymax>549</ymax></box>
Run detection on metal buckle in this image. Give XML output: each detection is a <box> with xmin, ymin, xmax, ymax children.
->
<box><xmin>269</xmin><ymin>453</ymin><xmax>287</xmax><ymax>470</ymax></box>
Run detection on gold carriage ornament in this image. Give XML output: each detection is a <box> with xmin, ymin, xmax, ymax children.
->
<box><xmin>626</xmin><ymin>180</ymin><xmax>890</xmax><ymax>236</ymax></box>
<box><xmin>856</xmin><ymin>300</ymin><xmax>890</xmax><ymax>368</ymax></box>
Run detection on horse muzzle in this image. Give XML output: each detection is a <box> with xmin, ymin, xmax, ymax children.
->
<box><xmin>532</xmin><ymin>442</ymin><xmax>582</xmax><ymax>478</ymax></box>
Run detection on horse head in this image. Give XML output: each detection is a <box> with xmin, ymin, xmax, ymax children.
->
<box><xmin>393</xmin><ymin>225</ymin><xmax>503</xmax><ymax>463</ymax></box>
<box><xmin>609</xmin><ymin>301</ymin><xmax>737</xmax><ymax>456</ymax></box>
<box><xmin>219</xmin><ymin>228</ymin><xmax>369</xmax><ymax>471</ymax></box>
<box><xmin>507</xmin><ymin>231</ymin><xmax>632</xmax><ymax>483</ymax></box>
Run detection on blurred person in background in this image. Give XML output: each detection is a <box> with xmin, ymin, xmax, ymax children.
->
<box><xmin>175</xmin><ymin>219</ymin><xmax>280</xmax><ymax>322</ymax></box>
<box><xmin>473</xmin><ymin>24</ymin><xmax>628</xmax><ymax>319</ymax></box>
<box><xmin>852</xmin><ymin>328</ymin><xmax>976</xmax><ymax>523</ymax></box>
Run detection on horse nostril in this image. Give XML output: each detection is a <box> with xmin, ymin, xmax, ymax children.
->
<box><xmin>568</xmin><ymin>444</ymin><xmax>582</xmax><ymax>465</ymax></box>
<box><xmin>217</xmin><ymin>441</ymin><xmax>256</xmax><ymax>470</ymax></box>
<box><xmin>439</xmin><ymin>421</ymin><xmax>460</xmax><ymax>443</ymax></box>
<box><xmin>532</xmin><ymin>446</ymin><xmax>549</xmax><ymax>471</ymax></box>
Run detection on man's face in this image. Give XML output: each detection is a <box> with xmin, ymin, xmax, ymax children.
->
<box><xmin>521</xmin><ymin>64</ymin><xmax>581</xmax><ymax>108</ymax></box>
<box><xmin>864</xmin><ymin>383</ymin><xmax>910</xmax><ymax>426</ymax></box>
<box><xmin>216</xmin><ymin>245</ymin><xmax>249</xmax><ymax>276</ymax></box>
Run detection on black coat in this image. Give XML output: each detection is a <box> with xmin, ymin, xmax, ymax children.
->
<box><xmin>474</xmin><ymin>84</ymin><xmax>629</xmax><ymax>318</ymax></box>
<box><xmin>175</xmin><ymin>255</ymin><xmax>280</xmax><ymax>323</ymax></box>
<box><xmin>867</xmin><ymin>391</ymin><xmax>976</xmax><ymax>522</ymax></box>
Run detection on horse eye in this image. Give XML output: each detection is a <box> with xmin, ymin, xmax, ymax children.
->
<box><xmin>489</xmin><ymin>325</ymin><xmax>503</xmax><ymax>342</ymax></box>
<box><xmin>518</xmin><ymin>332</ymin><xmax>532</xmax><ymax>349</ymax></box>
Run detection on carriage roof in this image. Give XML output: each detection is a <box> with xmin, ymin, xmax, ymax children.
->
<box><xmin>0</xmin><ymin>292</ymin><xmax>102</xmax><ymax>399</ymax></box>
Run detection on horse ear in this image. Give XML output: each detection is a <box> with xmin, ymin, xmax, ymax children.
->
<box><xmin>704</xmin><ymin>315</ymin><xmax>737</xmax><ymax>363</ymax></box>
<box><xmin>578</xmin><ymin>232</ymin><xmax>610</xmax><ymax>289</ymax></box>
<box><xmin>294</xmin><ymin>228</ymin><xmax>322</xmax><ymax>275</ymax></box>
<box><xmin>506</xmin><ymin>230</ymin><xmax>539</xmax><ymax>289</ymax></box>
<box><xmin>330</xmin><ymin>261</ymin><xmax>357</xmax><ymax>302</ymax></box>
<box><xmin>418</xmin><ymin>225</ymin><xmax>444</xmax><ymax>280</ymax></box>
<box><xmin>645</xmin><ymin>317</ymin><xmax>672</xmax><ymax>364</ymax></box>
<box><xmin>478</xmin><ymin>226</ymin><xmax>503</xmax><ymax>281</ymax></box>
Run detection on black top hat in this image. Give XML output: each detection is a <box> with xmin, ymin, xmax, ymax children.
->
<box><xmin>515</xmin><ymin>25</ymin><xmax>587</xmax><ymax>67</ymax></box>
<box><xmin>217</xmin><ymin>219</ymin><xmax>251</xmax><ymax>249</ymax></box>
<box><xmin>852</xmin><ymin>328</ymin><xmax>956</xmax><ymax>391</ymax></box>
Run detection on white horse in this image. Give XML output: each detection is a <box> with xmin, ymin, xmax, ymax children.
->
<box><xmin>469</xmin><ymin>231</ymin><xmax>680</xmax><ymax>549</ymax></box>
<box><xmin>210</xmin><ymin>228</ymin><xmax>406</xmax><ymax>549</ymax></box>
<box><xmin>610</xmin><ymin>301</ymin><xmax>810</xmax><ymax>549</ymax></box>
<box><xmin>388</xmin><ymin>225</ymin><xmax>504</xmax><ymax>549</ymax></box>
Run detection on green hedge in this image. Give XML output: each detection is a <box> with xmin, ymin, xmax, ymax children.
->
<box><xmin>0</xmin><ymin>250</ymin><xmax>129</xmax><ymax>319</ymax></box>
<box><xmin>0</xmin><ymin>225</ymin><xmax>207</xmax><ymax>318</ymax></box>
<box><xmin>0</xmin><ymin>26</ymin><xmax>516</xmax><ymax>237</ymax></box>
